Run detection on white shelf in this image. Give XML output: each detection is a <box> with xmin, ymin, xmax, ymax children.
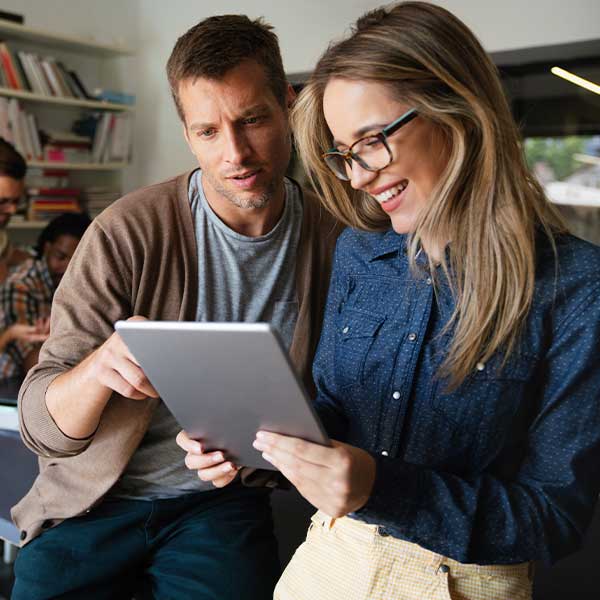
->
<box><xmin>0</xmin><ymin>87</ymin><xmax>133</xmax><ymax>111</ymax></box>
<box><xmin>7</xmin><ymin>220</ymin><xmax>47</xmax><ymax>230</ymax></box>
<box><xmin>0</xmin><ymin>19</ymin><xmax>132</xmax><ymax>57</ymax></box>
<box><xmin>27</xmin><ymin>161</ymin><xmax>129</xmax><ymax>171</ymax></box>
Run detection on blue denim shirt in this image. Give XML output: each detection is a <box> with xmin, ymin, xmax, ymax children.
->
<box><xmin>313</xmin><ymin>227</ymin><xmax>600</xmax><ymax>565</ymax></box>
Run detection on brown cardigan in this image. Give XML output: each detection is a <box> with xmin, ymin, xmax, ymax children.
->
<box><xmin>13</xmin><ymin>171</ymin><xmax>339</xmax><ymax>545</ymax></box>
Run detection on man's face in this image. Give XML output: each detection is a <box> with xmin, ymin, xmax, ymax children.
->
<box><xmin>43</xmin><ymin>234</ymin><xmax>80</xmax><ymax>287</ymax></box>
<box><xmin>179</xmin><ymin>60</ymin><xmax>293</xmax><ymax>212</ymax></box>
<box><xmin>0</xmin><ymin>175</ymin><xmax>23</xmax><ymax>228</ymax></box>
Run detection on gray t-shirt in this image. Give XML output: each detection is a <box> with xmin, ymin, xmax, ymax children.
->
<box><xmin>110</xmin><ymin>170</ymin><xmax>302</xmax><ymax>499</ymax></box>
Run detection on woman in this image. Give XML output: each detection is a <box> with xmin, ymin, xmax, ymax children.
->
<box><xmin>252</xmin><ymin>3</ymin><xmax>600</xmax><ymax>599</ymax></box>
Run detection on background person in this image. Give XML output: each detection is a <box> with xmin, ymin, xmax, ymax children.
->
<box><xmin>0</xmin><ymin>212</ymin><xmax>91</xmax><ymax>378</ymax></box>
<box><xmin>248</xmin><ymin>3</ymin><xmax>598</xmax><ymax>599</ymax></box>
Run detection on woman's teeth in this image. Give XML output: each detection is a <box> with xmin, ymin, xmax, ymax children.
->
<box><xmin>373</xmin><ymin>181</ymin><xmax>407</xmax><ymax>203</ymax></box>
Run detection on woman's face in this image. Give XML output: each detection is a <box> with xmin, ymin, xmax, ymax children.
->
<box><xmin>323</xmin><ymin>78</ymin><xmax>448</xmax><ymax>234</ymax></box>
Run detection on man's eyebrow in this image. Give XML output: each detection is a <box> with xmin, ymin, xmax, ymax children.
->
<box><xmin>188</xmin><ymin>104</ymin><xmax>272</xmax><ymax>132</ymax></box>
<box><xmin>189</xmin><ymin>122</ymin><xmax>214</xmax><ymax>132</ymax></box>
<box><xmin>332</xmin><ymin>122</ymin><xmax>388</xmax><ymax>148</ymax></box>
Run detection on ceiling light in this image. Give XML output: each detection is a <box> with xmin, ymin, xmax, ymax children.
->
<box><xmin>551</xmin><ymin>66</ymin><xmax>600</xmax><ymax>96</ymax></box>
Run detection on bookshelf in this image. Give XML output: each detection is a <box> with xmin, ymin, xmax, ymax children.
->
<box><xmin>0</xmin><ymin>18</ymin><xmax>134</xmax><ymax>238</ymax></box>
<box><xmin>0</xmin><ymin>19</ymin><xmax>132</xmax><ymax>57</ymax></box>
<box><xmin>0</xmin><ymin>87</ymin><xmax>134</xmax><ymax>111</ymax></box>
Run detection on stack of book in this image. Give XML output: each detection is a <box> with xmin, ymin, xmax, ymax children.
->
<box><xmin>43</xmin><ymin>129</ymin><xmax>93</xmax><ymax>164</ymax></box>
<box><xmin>83</xmin><ymin>187</ymin><xmax>121</xmax><ymax>218</ymax></box>
<box><xmin>26</xmin><ymin>185</ymin><xmax>82</xmax><ymax>222</ymax></box>
<box><xmin>0</xmin><ymin>97</ymin><xmax>42</xmax><ymax>160</ymax></box>
<box><xmin>0</xmin><ymin>40</ymin><xmax>91</xmax><ymax>99</ymax></box>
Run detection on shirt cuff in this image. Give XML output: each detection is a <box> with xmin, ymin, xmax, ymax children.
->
<box><xmin>353</xmin><ymin>454</ymin><xmax>419</xmax><ymax>530</ymax></box>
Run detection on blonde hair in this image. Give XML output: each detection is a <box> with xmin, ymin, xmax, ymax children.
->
<box><xmin>292</xmin><ymin>2</ymin><xmax>566</xmax><ymax>387</ymax></box>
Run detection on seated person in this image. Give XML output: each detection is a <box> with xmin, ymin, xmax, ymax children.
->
<box><xmin>0</xmin><ymin>212</ymin><xmax>91</xmax><ymax>377</ymax></box>
<box><xmin>0</xmin><ymin>138</ymin><xmax>31</xmax><ymax>281</ymax></box>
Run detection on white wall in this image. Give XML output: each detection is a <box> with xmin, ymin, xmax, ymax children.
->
<box><xmin>131</xmin><ymin>0</ymin><xmax>600</xmax><ymax>189</ymax></box>
<box><xmin>4</xmin><ymin>0</ymin><xmax>600</xmax><ymax>190</ymax></box>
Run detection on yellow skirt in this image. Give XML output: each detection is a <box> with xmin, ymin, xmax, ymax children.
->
<box><xmin>275</xmin><ymin>512</ymin><xmax>533</xmax><ymax>600</ymax></box>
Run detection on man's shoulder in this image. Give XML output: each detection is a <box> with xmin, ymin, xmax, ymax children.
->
<box><xmin>295</xmin><ymin>182</ymin><xmax>342</xmax><ymax>240</ymax></box>
<box><xmin>95</xmin><ymin>171</ymin><xmax>192</xmax><ymax>228</ymax></box>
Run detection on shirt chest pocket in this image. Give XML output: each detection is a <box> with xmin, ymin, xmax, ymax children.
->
<box><xmin>424</xmin><ymin>354</ymin><xmax>536</xmax><ymax>469</ymax></box>
<box><xmin>406</xmin><ymin>355</ymin><xmax>536</xmax><ymax>474</ymax></box>
<box><xmin>334</xmin><ymin>308</ymin><xmax>385</xmax><ymax>389</ymax></box>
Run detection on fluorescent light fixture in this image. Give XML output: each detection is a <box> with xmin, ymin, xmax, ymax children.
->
<box><xmin>574</xmin><ymin>153</ymin><xmax>600</xmax><ymax>166</ymax></box>
<box><xmin>551</xmin><ymin>66</ymin><xmax>600</xmax><ymax>96</ymax></box>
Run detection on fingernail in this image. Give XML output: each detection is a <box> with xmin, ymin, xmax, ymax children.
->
<box><xmin>256</xmin><ymin>431</ymin><xmax>266</xmax><ymax>440</ymax></box>
<box><xmin>214</xmin><ymin>453</ymin><xmax>223</xmax><ymax>462</ymax></box>
<box><xmin>253</xmin><ymin>440</ymin><xmax>263</xmax><ymax>450</ymax></box>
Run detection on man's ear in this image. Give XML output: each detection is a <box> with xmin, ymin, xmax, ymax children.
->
<box><xmin>286</xmin><ymin>83</ymin><xmax>296</xmax><ymax>109</ymax></box>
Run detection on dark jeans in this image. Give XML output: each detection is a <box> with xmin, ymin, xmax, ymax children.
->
<box><xmin>12</xmin><ymin>484</ymin><xmax>280</xmax><ymax>600</ymax></box>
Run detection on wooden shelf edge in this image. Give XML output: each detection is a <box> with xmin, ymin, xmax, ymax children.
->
<box><xmin>0</xmin><ymin>88</ymin><xmax>134</xmax><ymax>111</ymax></box>
<box><xmin>0</xmin><ymin>18</ymin><xmax>132</xmax><ymax>56</ymax></box>
<box><xmin>26</xmin><ymin>161</ymin><xmax>130</xmax><ymax>171</ymax></box>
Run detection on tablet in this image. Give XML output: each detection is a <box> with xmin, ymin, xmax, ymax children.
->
<box><xmin>114</xmin><ymin>321</ymin><xmax>330</xmax><ymax>470</ymax></box>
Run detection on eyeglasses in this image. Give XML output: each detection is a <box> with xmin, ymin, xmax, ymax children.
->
<box><xmin>0</xmin><ymin>196</ymin><xmax>20</xmax><ymax>210</ymax></box>
<box><xmin>322</xmin><ymin>108</ymin><xmax>418</xmax><ymax>181</ymax></box>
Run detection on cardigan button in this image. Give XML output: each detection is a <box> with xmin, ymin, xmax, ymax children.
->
<box><xmin>20</xmin><ymin>530</ymin><xmax>27</xmax><ymax>541</ymax></box>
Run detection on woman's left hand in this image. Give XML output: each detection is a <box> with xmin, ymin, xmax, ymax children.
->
<box><xmin>253</xmin><ymin>431</ymin><xmax>376</xmax><ymax>518</ymax></box>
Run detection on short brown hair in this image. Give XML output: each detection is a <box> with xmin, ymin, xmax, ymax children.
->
<box><xmin>0</xmin><ymin>138</ymin><xmax>26</xmax><ymax>180</ymax></box>
<box><xmin>166</xmin><ymin>15</ymin><xmax>287</xmax><ymax>122</ymax></box>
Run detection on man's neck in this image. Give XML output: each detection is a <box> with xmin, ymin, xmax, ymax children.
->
<box><xmin>203</xmin><ymin>180</ymin><xmax>286</xmax><ymax>237</ymax></box>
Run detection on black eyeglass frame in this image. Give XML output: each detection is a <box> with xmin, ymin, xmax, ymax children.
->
<box><xmin>322</xmin><ymin>108</ymin><xmax>418</xmax><ymax>181</ymax></box>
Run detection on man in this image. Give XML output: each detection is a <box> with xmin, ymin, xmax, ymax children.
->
<box><xmin>0</xmin><ymin>139</ymin><xmax>31</xmax><ymax>281</ymax></box>
<box><xmin>12</xmin><ymin>15</ymin><xmax>338</xmax><ymax>600</ymax></box>
<box><xmin>0</xmin><ymin>213</ymin><xmax>91</xmax><ymax>378</ymax></box>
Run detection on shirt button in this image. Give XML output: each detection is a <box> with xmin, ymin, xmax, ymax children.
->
<box><xmin>408</xmin><ymin>332</ymin><xmax>417</xmax><ymax>342</ymax></box>
<box><xmin>426</xmin><ymin>277</ymin><xmax>432</xmax><ymax>285</ymax></box>
<box><xmin>392</xmin><ymin>391</ymin><xmax>400</xmax><ymax>400</ymax></box>
<box><xmin>342</xmin><ymin>326</ymin><xmax>349</xmax><ymax>334</ymax></box>
<box><xmin>476</xmin><ymin>362</ymin><xmax>485</xmax><ymax>371</ymax></box>
<box><xmin>438</xmin><ymin>564</ymin><xmax>450</xmax><ymax>574</ymax></box>
<box><xmin>381</xmin><ymin>450</ymin><xmax>389</xmax><ymax>456</ymax></box>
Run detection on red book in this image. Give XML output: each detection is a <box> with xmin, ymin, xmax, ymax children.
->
<box><xmin>28</xmin><ymin>187</ymin><xmax>80</xmax><ymax>197</ymax></box>
<box><xmin>0</xmin><ymin>43</ymin><xmax>19</xmax><ymax>89</ymax></box>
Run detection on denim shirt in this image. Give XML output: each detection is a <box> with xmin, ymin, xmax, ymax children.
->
<box><xmin>313</xmin><ymin>227</ymin><xmax>600</xmax><ymax>565</ymax></box>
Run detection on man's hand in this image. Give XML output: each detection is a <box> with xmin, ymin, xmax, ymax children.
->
<box><xmin>253</xmin><ymin>432</ymin><xmax>376</xmax><ymax>518</ymax></box>
<box><xmin>176</xmin><ymin>430</ymin><xmax>239</xmax><ymax>488</ymax></box>
<box><xmin>45</xmin><ymin>316</ymin><xmax>158</xmax><ymax>440</ymax></box>
<box><xmin>86</xmin><ymin>319</ymin><xmax>158</xmax><ymax>400</ymax></box>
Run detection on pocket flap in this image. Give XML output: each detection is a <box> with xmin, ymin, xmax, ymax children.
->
<box><xmin>337</xmin><ymin>309</ymin><xmax>385</xmax><ymax>339</ymax></box>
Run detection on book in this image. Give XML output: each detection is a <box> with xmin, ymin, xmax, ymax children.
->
<box><xmin>0</xmin><ymin>10</ymin><xmax>24</xmax><ymax>25</ymax></box>
<box><xmin>68</xmin><ymin>70</ymin><xmax>92</xmax><ymax>99</ymax></box>
<box><xmin>0</xmin><ymin>42</ymin><xmax>20</xmax><ymax>89</ymax></box>
<box><xmin>93</xmin><ymin>88</ymin><xmax>136</xmax><ymax>106</ymax></box>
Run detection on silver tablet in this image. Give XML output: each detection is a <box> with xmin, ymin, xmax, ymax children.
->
<box><xmin>115</xmin><ymin>321</ymin><xmax>330</xmax><ymax>470</ymax></box>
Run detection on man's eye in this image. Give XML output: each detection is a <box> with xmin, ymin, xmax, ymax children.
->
<box><xmin>243</xmin><ymin>116</ymin><xmax>261</xmax><ymax>125</ymax></box>
<box><xmin>197</xmin><ymin>128</ymin><xmax>216</xmax><ymax>138</ymax></box>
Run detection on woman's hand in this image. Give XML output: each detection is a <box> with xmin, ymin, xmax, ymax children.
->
<box><xmin>176</xmin><ymin>429</ymin><xmax>240</xmax><ymax>488</ymax></box>
<box><xmin>253</xmin><ymin>431</ymin><xmax>376</xmax><ymax>517</ymax></box>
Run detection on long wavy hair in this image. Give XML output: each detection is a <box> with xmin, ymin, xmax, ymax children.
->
<box><xmin>292</xmin><ymin>1</ymin><xmax>566</xmax><ymax>387</ymax></box>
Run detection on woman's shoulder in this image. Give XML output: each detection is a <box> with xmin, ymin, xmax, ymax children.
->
<box><xmin>538</xmin><ymin>232</ymin><xmax>600</xmax><ymax>281</ymax></box>
<box><xmin>535</xmin><ymin>231</ymin><xmax>600</xmax><ymax>318</ymax></box>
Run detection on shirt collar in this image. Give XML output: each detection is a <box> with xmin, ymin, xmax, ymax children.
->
<box><xmin>368</xmin><ymin>229</ymin><xmax>408</xmax><ymax>262</ymax></box>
